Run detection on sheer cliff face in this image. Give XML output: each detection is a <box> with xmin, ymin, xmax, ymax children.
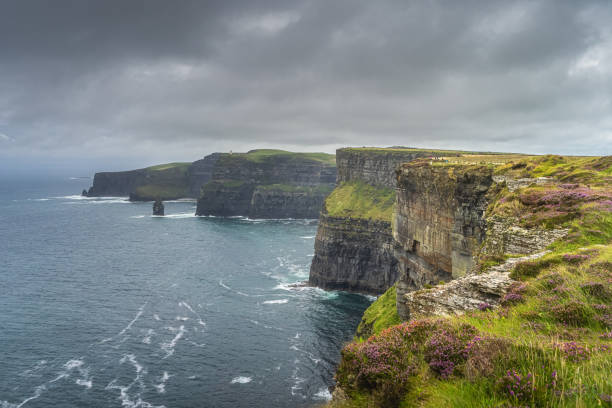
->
<box><xmin>188</xmin><ymin>154</ymin><xmax>222</xmax><ymax>197</ymax></box>
<box><xmin>393</xmin><ymin>163</ymin><xmax>494</xmax><ymax>319</ymax></box>
<box><xmin>195</xmin><ymin>153</ymin><xmax>336</xmax><ymax>218</ymax></box>
<box><xmin>309</xmin><ymin>214</ymin><xmax>399</xmax><ymax>294</ymax></box>
<box><xmin>209</xmin><ymin>154</ymin><xmax>336</xmax><ymax>186</ymax></box>
<box><xmin>336</xmin><ymin>149</ymin><xmax>443</xmax><ymax>188</ymax></box>
<box><xmin>394</xmin><ymin>164</ymin><xmax>493</xmax><ymax>282</ymax></box>
<box><xmin>308</xmin><ymin>149</ymin><xmax>448</xmax><ymax>295</ymax></box>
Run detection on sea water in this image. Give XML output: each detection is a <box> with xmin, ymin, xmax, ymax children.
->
<box><xmin>0</xmin><ymin>177</ymin><xmax>371</xmax><ymax>407</ymax></box>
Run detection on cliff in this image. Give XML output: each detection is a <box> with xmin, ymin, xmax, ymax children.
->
<box><xmin>308</xmin><ymin>148</ymin><xmax>461</xmax><ymax>294</ymax></box>
<box><xmin>195</xmin><ymin>150</ymin><xmax>336</xmax><ymax>218</ymax></box>
<box><xmin>87</xmin><ymin>162</ymin><xmax>192</xmax><ymax>200</ymax></box>
<box><xmin>331</xmin><ymin>154</ymin><xmax>612</xmax><ymax>407</ymax></box>
<box><xmin>393</xmin><ymin>162</ymin><xmax>494</xmax><ymax>318</ymax></box>
<box><xmin>86</xmin><ymin>150</ymin><xmax>335</xmax><ymax>214</ymax></box>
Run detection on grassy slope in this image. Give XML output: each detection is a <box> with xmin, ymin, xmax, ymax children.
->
<box><xmin>325</xmin><ymin>181</ymin><xmax>396</xmax><ymax>222</ymax></box>
<box><xmin>355</xmin><ymin>285</ymin><xmax>401</xmax><ymax>340</ymax></box>
<box><xmin>241</xmin><ymin>149</ymin><xmax>336</xmax><ymax>165</ymax></box>
<box><xmin>331</xmin><ymin>155</ymin><xmax>612</xmax><ymax>408</ymax></box>
<box><xmin>131</xmin><ymin>162</ymin><xmax>192</xmax><ymax>199</ymax></box>
<box><xmin>145</xmin><ymin>162</ymin><xmax>191</xmax><ymax>171</ymax></box>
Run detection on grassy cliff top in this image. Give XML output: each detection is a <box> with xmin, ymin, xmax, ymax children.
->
<box><xmin>339</xmin><ymin>146</ymin><xmax>519</xmax><ymax>157</ymax></box>
<box><xmin>496</xmin><ymin>154</ymin><xmax>611</xmax><ymax>186</ymax></box>
<box><xmin>227</xmin><ymin>149</ymin><xmax>336</xmax><ymax>165</ymax></box>
<box><xmin>324</xmin><ymin>181</ymin><xmax>395</xmax><ymax>222</ymax></box>
<box><xmin>145</xmin><ymin>162</ymin><xmax>191</xmax><ymax>172</ymax></box>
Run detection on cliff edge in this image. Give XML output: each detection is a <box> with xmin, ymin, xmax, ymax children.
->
<box><xmin>331</xmin><ymin>154</ymin><xmax>612</xmax><ymax>407</ymax></box>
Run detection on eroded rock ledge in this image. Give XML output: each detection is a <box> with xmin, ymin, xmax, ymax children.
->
<box><xmin>397</xmin><ymin>251</ymin><xmax>549</xmax><ymax>320</ymax></box>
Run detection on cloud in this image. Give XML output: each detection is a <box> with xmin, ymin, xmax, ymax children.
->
<box><xmin>0</xmin><ymin>133</ymin><xmax>11</xmax><ymax>142</ymax></box>
<box><xmin>0</xmin><ymin>0</ymin><xmax>610</xmax><ymax>168</ymax></box>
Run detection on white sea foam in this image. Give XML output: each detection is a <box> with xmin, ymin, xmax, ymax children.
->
<box><xmin>161</xmin><ymin>325</ymin><xmax>186</xmax><ymax>358</ymax></box>
<box><xmin>300</xmin><ymin>235</ymin><xmax>315</xmax><ymax>239</ymax></box>
<box><xmin>15</xmin><ymin>385</ymin><xmax>46</xmax><ymax>408</ymax></box>
<box><xmin>130</xmin><ymin>215</ymin><xmax>146</xmax><ymax>219</ymax></box>
<box><xmin>107</xmin><ymin>354</ymin><xmax>165</xmax><ymax>408</ymax></box>
<box><xmin>313</xmin><ymin>388</ymin><xmax>332</xmax><ymax>400</ymax></box>
<box><xmin>142</xmin><ymin>329</ymin><xmax>154</xmax><ymax>344</ymax></box>
<box><xmin>178</xmin><ymin>301</ymin><xmax>195</xmax><ymax>313</ymax></box>
<box><xmin>230</xmin><ymin>376</ymin><xmax>252</xmax><ymax>384</ymax></box>
<box><xmin>175</xmin><ymin>316</ymin><xmax>189</xmax><ymax>321</ymax></box>
<box><xmin>76</xmin><ymin>379</ymin><xmax>92</xmax><ymax>389</ymax></box>
<box><xmin>262</xmin><ymin>299</ymin><xmax>288</xmax><ymax>304</ymax></box>
<box><xmin>120</xmin><ymin>354</ymin><xmax>143</xmax><ymax>374</ymax></box>
<box><xmin>153</xmin><ymin>314</ymin><xmax>161</xmax><ymax>321</ymax></box>
<box><xmin>103</xmin><ymin>302</ymin><xmax>146</xmax><ymax>342</ymax></box>
<box><xmin>64</xmin><ymin>359</ymin><xmax>84</xmax><ymax>370</ymax></box>
<box><xmin>219</xmin><ymin>280</ymin><xmax>250</xmax><ymax>297</ymax></box>
<box><xmin>164</xmin><ymin>212</ymin><xmax>197</xmax><ymax>219</ymax></box>
<box><xmin>154</xmin><ymin>371</ymin><xmax>171</xmax><ymax>393</ymax></box>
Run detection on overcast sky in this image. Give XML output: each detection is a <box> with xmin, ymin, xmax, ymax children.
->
<box><xmin>0</xmin><ymin>0</ymin><xmax>611</xmax><ymax>175</ymax></box>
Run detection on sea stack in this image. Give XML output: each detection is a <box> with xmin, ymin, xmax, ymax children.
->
<box><xmin>81</xmin><ymin>189</ymin><xmax>88</xmax><ymax>197</ymax></box>
<box><xmin>153</xmin><ymin>199</ymin><xmax>164</xmax><ymax>216</ymax></box>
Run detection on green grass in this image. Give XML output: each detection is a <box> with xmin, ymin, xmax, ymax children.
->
<box><xmin>325</xmin><ymin>181</ymin><xmax>396</xmax><ymax>221</ymax></box>
<box><xmin>355</xmin><ymin>285</ymin><xmax>401</xmax><ymax>340</ymax></box>
<box><xmin>239</xmin><ymin>149</ymin><xmax>336</xmax><ymax>165</ymax></box>
<box><xmin>145</xmin><ymin>162</ymin><xmax>191</xmax><ymax>172</ymax></box>
<box><xmin>496</xmin><ymin>154</ymin><xmax>611</xmax><ymax>186</ymax></box>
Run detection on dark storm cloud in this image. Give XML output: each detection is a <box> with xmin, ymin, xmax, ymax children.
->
<box><xmin>0</xmin><ymin>0</ymin><xmax>610</xmax><ymax>167</ymax></box>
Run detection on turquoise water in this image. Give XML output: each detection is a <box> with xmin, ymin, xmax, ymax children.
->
<box><xmin>0</xmin><ymin>178</ymin><xmax>371</xmax><ymax>407</ymax></box>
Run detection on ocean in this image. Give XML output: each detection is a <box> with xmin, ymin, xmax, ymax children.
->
<box><xmin>0</xmin><ymin>177</ymin><xmax>371</xmax><ymax>408</ymax></box>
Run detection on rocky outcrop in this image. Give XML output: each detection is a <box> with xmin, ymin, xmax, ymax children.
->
<box><xmin>153</xmin><ymin>200</ymin><xmax>165</xmax><ymax>216</ymax></box>
<box><xmin>309</xmin><ymin>213</ymin><xmax>399</xmax><ymax>294</ymax></box>
<box><xmin>195</xmin><ymin>150</ymin><xmax>337</xmax><ymax>218</ymax></box>
<box><xmin>482</xmin><ymin>215</ymin><xmax>569</xmax><ymax>256</ymax></box>
<box><xmin>398</xmin><ymin>251</ymin><xmax>548</xmax><ymax>320</ymax></box>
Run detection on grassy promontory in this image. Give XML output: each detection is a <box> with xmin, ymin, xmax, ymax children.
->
<box><xmin>329</xmin><ymin>155</ymin><xmax>612</xmax><ymax>408</ymax></box>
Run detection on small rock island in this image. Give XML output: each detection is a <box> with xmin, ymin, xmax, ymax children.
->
<box><xmin>153</xmin><ymin>199</ymin><xmax>164</xmax><ymax>216</ymax></box>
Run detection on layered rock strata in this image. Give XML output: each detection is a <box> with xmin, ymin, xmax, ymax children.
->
<box><xmin>309</xmin><ymin>148</ymin><xmax>448</xmax><ymax>294</ymax></box>
<box><xmin>309</xmin><ymin>214</ymin><xmax>399</xmax><ymax>294</ymax></box>
<box><xmin>394</xmin><ymin>163</ymin><xmax>569</xmax><ymax>320</ymax></box>
<box><xmin>195</xmin><ymin>151</ymin><xmax>336</xmax><ymax>219</ymax></box>
<box><xmin>393</xmin><ymin>163</ymin><xmax>494</xmax><ymax>294</ymax></box>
